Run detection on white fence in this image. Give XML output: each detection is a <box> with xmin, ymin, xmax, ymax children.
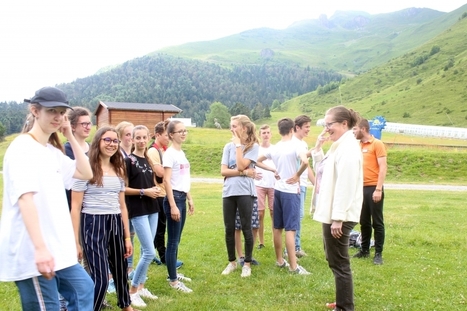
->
<box><xmin>383</xmin><ymin>122</ymin><xmax>467</xmax><ymax>139</ymax></box>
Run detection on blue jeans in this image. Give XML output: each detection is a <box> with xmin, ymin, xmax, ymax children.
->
<box><xmin>15</xmin><ymin>264</ymin><xmax>93</xmax><ymax>311</ymax></box>
<box><xmin>164</xmin><ymin>190</ymin><xmax>187</xmax><ymax>281</ymax></box>
<box><xmin>295</xmin><ymin>185</ymin><xmax>307</xmax><ymax>250</ymax></box>
<box><xmin>131</xmin><ymin>212</ymin><xmax>158</xmax><ymax>287</ymax></box>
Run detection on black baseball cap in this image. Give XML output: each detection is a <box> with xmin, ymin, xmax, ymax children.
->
<box><xmin>24</xmin><ymin>86</ymin><xmax>73</xmax><ymax>110</ymax></box>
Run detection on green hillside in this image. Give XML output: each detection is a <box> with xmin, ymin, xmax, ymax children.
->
<box><xmin>288</xmin><ymin>13</ymin><xmax>467</xmax><ymax>127</ymax></box>
<box><xmin>158</xmin><ymin>7</ymin><xmax>466</xmax><ymax>74</ymax></box>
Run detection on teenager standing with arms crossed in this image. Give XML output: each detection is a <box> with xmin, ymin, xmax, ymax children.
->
<box><xmin>221</xmin><ymin>115</ymin><xmax>259</xmax><ymax>278</ymax></box>
<box><xmin>71</xmin><ymin>126</ymin><xmax>137</xmax><ymax>311</ymax></box>
<box><xmin>309</xmin><ymin>106</ymin><xmax>363</xmax><ymax>311</ymax></box>
<box><xmin>125</xmin><ymin>125</ymin><xmax>160</xmax><ymax>308</ymax></box>
<box><xmin>0</xmin><ymin>86</ymin><xmax>94</xmax><ymax>310</ymax></box>
<box><xmin>164</xmin><ymin>120</ymin><xmax>195</xmax><ymax>292</ymax></box>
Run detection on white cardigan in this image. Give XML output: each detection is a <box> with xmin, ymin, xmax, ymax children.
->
<box><xmin>312</xmin><ymin>130</ymin><xmax>363</xmax><ymax>224</ymax></box>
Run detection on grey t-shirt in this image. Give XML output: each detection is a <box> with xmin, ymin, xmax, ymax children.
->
<box><xmin>221</xmin><ymin>142</ymin><xmax>259</xmax><ymax>198</ymax></box>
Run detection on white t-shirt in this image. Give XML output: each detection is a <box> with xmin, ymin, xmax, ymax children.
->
<box><xmin>292</xmin><ymin>136</ymin><xmax>309</xmax><ymax>187</ymax></box>
<box><xmin>255</xmin><ymin>144</ymin><xmax>276</xmax><ymax>189</ymax></box>
<box><xmin>0</xmin><ymin>134</ymin><xmax>77</xmax><ymax>281</ymax></box>
<box><xmin>163</xmin><ymin>147</ymin><xmax>191</xmax><ymax>193</ymax></box>
<box><xmin>263</xmin><ymin>139</ymin><xmax>302</xmax><ymax>194</ymax></box>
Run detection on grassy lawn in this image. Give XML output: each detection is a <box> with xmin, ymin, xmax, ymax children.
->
<box><xmin>1</xmin><ymin>181</ymin><xmax>466</xmax><ymax>310</ymax></box>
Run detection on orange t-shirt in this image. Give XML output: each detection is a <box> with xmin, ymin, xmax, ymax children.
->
<box><xmin>360</xmin><ymin>137</ymin><xmax>386</xmax><ymax>186</ymax></box>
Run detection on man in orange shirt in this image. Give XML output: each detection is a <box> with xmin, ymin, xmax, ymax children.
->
<box><xmin>353</xmin><ymin>119</ymin><xmax>387</xmax><ymax>265</ymax></box>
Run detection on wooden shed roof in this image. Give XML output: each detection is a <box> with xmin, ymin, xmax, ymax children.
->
<box><xmin>98</xmin><ymin>101</ymin><xmax>182</xmax><ymax>113</ymax></box>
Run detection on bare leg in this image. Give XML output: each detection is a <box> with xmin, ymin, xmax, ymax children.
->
<box><xmin>258</xmin><ymin>210</ymin><xmax>265</xmax><ymax>245</ymax></box>
<box><xmin>273</xmin><ymin>228</ymin><xmax>284</xmax><ymax>263</ymax></box>
<box><xmin>285</xmin><ymin>230</ymin><xmax>297</xmax><ymax>270</ymax></box>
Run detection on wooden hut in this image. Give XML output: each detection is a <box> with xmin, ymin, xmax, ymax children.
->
<box><xmin>95</xmin><ymin>101</ymin><xmax>182</xmax><ymax>131</ymax></box>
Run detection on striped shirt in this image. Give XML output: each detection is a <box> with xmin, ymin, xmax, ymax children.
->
<box><xmin>73</xmin><ymin>176</ymin><xmax>125</xmax><ymax>215</ymax></box>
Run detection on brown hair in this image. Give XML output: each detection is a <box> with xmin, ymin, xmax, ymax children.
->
<box><xmin>67</xmin><ymin>106</ymin><xmax>91</xmax><ymax>129</ymax></box>
<box><xmin>154</xmin><ymin>120</ymin><xmax>170</xmax><ymax>136</ymax></box>
<box><xmin>231</xmin><ymin>115</ymin><xmax>259</xmax><ymax>153</ymax></box>
<box><xmin>358</xmin><ymin>118</ymin><xmax>370</xmax><ymax>131</ymax></box>
<box><xmin>88</xmin><ymin>126</ymin><xmax>126</xmax><ymax>186</ymax></box>
<box><xmin>22</xmin><ymin>103</ymin><xmax>64</xmax><ymax>152</ymax></box>
<box><xmin>294</xmin><ymin>115</ymin><xmax>311</xmax><ymax>132</ymax></box>
<box><xmin>326</xmin><ymin>105</ymin><xmax>360</xmax><ymax>129</ymax></box>
<box><xmin>167</xmin><ymin>120</ymin><xmax>183</xmax><ymax>141</ymax></box>
<box><xmin>277</xmin><ymin>118</ymin><xmax>294</xmax><ymax>136</ymax></box>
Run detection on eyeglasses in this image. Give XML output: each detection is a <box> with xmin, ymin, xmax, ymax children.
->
<box><xmin>173</xmin><ymin>129</ymin><xmax>188</xmax><ymax>135</ymax></box>
<box><xmin>324</xmin><ymin>121</ymin><xmax>339</xmax><ymax>128</ymax></box>
<box><xmin>79</xmin><ymin>122</ymin><xmax>92</xmax><ymax>128</ymax></box>
<box><xmin>102</xmin><ymin>137</ymin><xmax>120</xmax><ymax>145</ymax></box>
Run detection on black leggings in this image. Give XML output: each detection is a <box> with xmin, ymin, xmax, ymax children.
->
<box><xmin>223</xmin><ymin>196</ymin><xmax>254</xmax><ymax>263</ymax></box>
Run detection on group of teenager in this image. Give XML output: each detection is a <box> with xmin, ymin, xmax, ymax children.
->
<box><xmin>0</xmin><ymin>86</ymin><xmax>386</xmax><ymax>311</ymax></box>
<box><xmin>0</xmin><ymin>86</ymin><xmax>194</xmax><ymax>311</ymax></box>
<box><xmin>220</xmin><ymin>106</ymin><xmax>386</xmax><ymax>311</ymax></box>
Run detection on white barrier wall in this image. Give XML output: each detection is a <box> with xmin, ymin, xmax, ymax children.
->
<box><xmin>383</xmin><ymin>122</ymin><xmax>467</xmax><ymax>139</ymax></box>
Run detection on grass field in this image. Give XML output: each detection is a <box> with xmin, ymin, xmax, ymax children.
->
<box><xmin>0</xmin><ymin>182</ymin><xmax>466</xmax><ymax>310</ymax></box>
<box><xmin>0</xmin><ymin>121</ymin><xmax>466</xmax><ymax>309</ymax></box>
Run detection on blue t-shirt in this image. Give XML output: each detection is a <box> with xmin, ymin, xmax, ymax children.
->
<box><xmin>221</xmin><ymin>142</ymin><xmax>259</xmax><ymax>198</ymax></box>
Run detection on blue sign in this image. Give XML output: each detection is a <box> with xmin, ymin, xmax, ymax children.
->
<box><xmin>369</xmin><ymin>116</ymin><xmax>386</xmax><ymax>139</ymax></box>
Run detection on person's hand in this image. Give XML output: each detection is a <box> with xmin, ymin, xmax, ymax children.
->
<box><xmin>330</xmin><ymin>221</ymin><xmax>343</xmax><ymax>239</ymax></box>
<box><xmin>171</xmin><ymin>206</ymin><xmax>181</xmax><ymax>222</ymax></box>
<box><xmin>144</xmin><ymin>187</ymin><xmax>160</xmax><ymax>199</ymax></box>
<box><xmin>273</xmin><ymin>171</ymin><xmax>280</xmax><ymax>180</ymax></box>
<box><xmin>76</xmin><ymin>242</ymin><xmax>83</xmax><ymax>262</ymax></box>
<box><xmin>286</xmin><ymin>174</ymin><xmax>300</xmax><ymax>184</ymax></box>
<box><xmin>36</xmin><ymin>248</ymin><xmax>55</xmax><ymax>280</ymax></box>
<box><xmin>124</xmin><ymin>239</ymin><xmax>133</xmax><ymax>258</ymax></box>
<box><xmin>244</xmin><ymin>168</ymin><xmax>256</xmax><ymax>179</ymax></box>
<box><xmin>188</xmin><ymin>199</ymin><xmax>195</xmax><ymax>215</ymax></box>
<box><xmin>59</xmin><ymin>115</ymin><xmax>73</xmax><ymax>140</ymax></box>
<box><xmin>373</xmin><ymin>190</ymin><xmax>382</xmax><ymax>203</ymax></box>
<box><xmin>231</xmin><ymin>130</ymin><xmax>241</xmax><ymax>146</ymax></box>
<box><xmin>315</xmin><ymin>128</ymin><xmax>329</xmax><ymax>150</ymax></box>
<box><xmin>255</xmin><ymin>171</ymin><xmax>263</xmax><ymax>181</ymax></box>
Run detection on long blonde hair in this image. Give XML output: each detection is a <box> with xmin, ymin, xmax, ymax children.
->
<box><xmin>231</xmin><ymin>115</ymin><xmax>259</xmax><ymax>154</ymax></box>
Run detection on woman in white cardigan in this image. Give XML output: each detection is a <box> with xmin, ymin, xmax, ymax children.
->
<box><xmin>309</xmin><ymin>106</ymin><xmax>363</xmax><ymax>311</ymax></box>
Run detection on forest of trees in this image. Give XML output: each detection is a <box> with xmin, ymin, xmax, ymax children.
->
<box><xmin>0</xmin><ymin>54</ymin><xmax>342</xmax><ymax>134</ymax></box>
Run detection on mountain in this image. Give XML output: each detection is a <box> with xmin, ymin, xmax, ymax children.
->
<box><xmin>285</xmin><ymin>11</ymin><xmax>467</xmax><ymax>127</ymax></box>
<box><xmin>158</xmin><ymin>7</ymin><xmax>461</xmax><ymax>74</ymax></box>
<box><xmin>56</xmin><ymin>57</ymin><xmax>341</xmax><ymax>127</ymax></box>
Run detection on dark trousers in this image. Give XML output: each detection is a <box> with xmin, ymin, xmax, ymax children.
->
<box><xmin>223</xmin><ymin>195</ymin><xmax>254</xmax><ymax>263</ymax></box>
<box><xmin>323</xmin><ymin>222</ymin><xmax>356</xmax><ymax>311</ymax></box>
<box><xmin>360</xmin><ymin>186</ymin><xmax>385</xmax><ymax>253</ymax></box>
<box><xmin>81</xmin><ymin>213</ymin><xmax>130</xmax><ymax>311</ymax></box>
<box><xmin>154</xmin><ymin>196</ymin><xmax>167</xmax><ymax>263</ymax></box>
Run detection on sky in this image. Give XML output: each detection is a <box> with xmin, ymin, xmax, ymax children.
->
<box><xmin>1</xmin><ymin>0</ymin><xmax>466</xmax><ymax>102</ymax></box>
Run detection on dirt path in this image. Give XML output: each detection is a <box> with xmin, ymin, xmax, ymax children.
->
<box><xmin>191</xmin><ymin>178</ymin><xmax>467</xmax><ymax>191</ymax></box>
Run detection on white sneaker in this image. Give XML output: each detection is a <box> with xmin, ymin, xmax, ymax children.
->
<box><xmin>130</xmin><ymin>292</ymin><xmax>147</xmax><ymax>308</ymax></box>
<box><xmin>276</xmin><ymin>259</ymin><xmax>289</xmax><ymax>268</ymax></box>
<box><xmin>241</xmin><ymin>265</ymin><xmax>251</xmax><ymax>278</ymax></box>
<box><xmin>221</xmin><ymin>262</ymin><xmax>237</xmax><ymax>275</ymax></box>
<box><xmin>137</xmin><ymin>287</ymin><xmax>158</xmax><ymax>300</ymax></box>
<box><xmin>290</xmin><ymin>265</ymin><xmax>311</xmax><ymax>275</ymax></box>
<box><xmin>167</xmin><ymin>273</ymin><xmax>192</xmax><ymax>282</ymax></box>
<box><xmin>169</xmin><ymin>281</ymin><xmax>193</xmax><ymax>293</ymax></box>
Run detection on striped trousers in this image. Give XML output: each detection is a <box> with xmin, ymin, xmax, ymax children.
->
<box><xmin>81</xmin><ymin>213</ymin><xmax>131</xmax><ymax>311</ymax></box>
